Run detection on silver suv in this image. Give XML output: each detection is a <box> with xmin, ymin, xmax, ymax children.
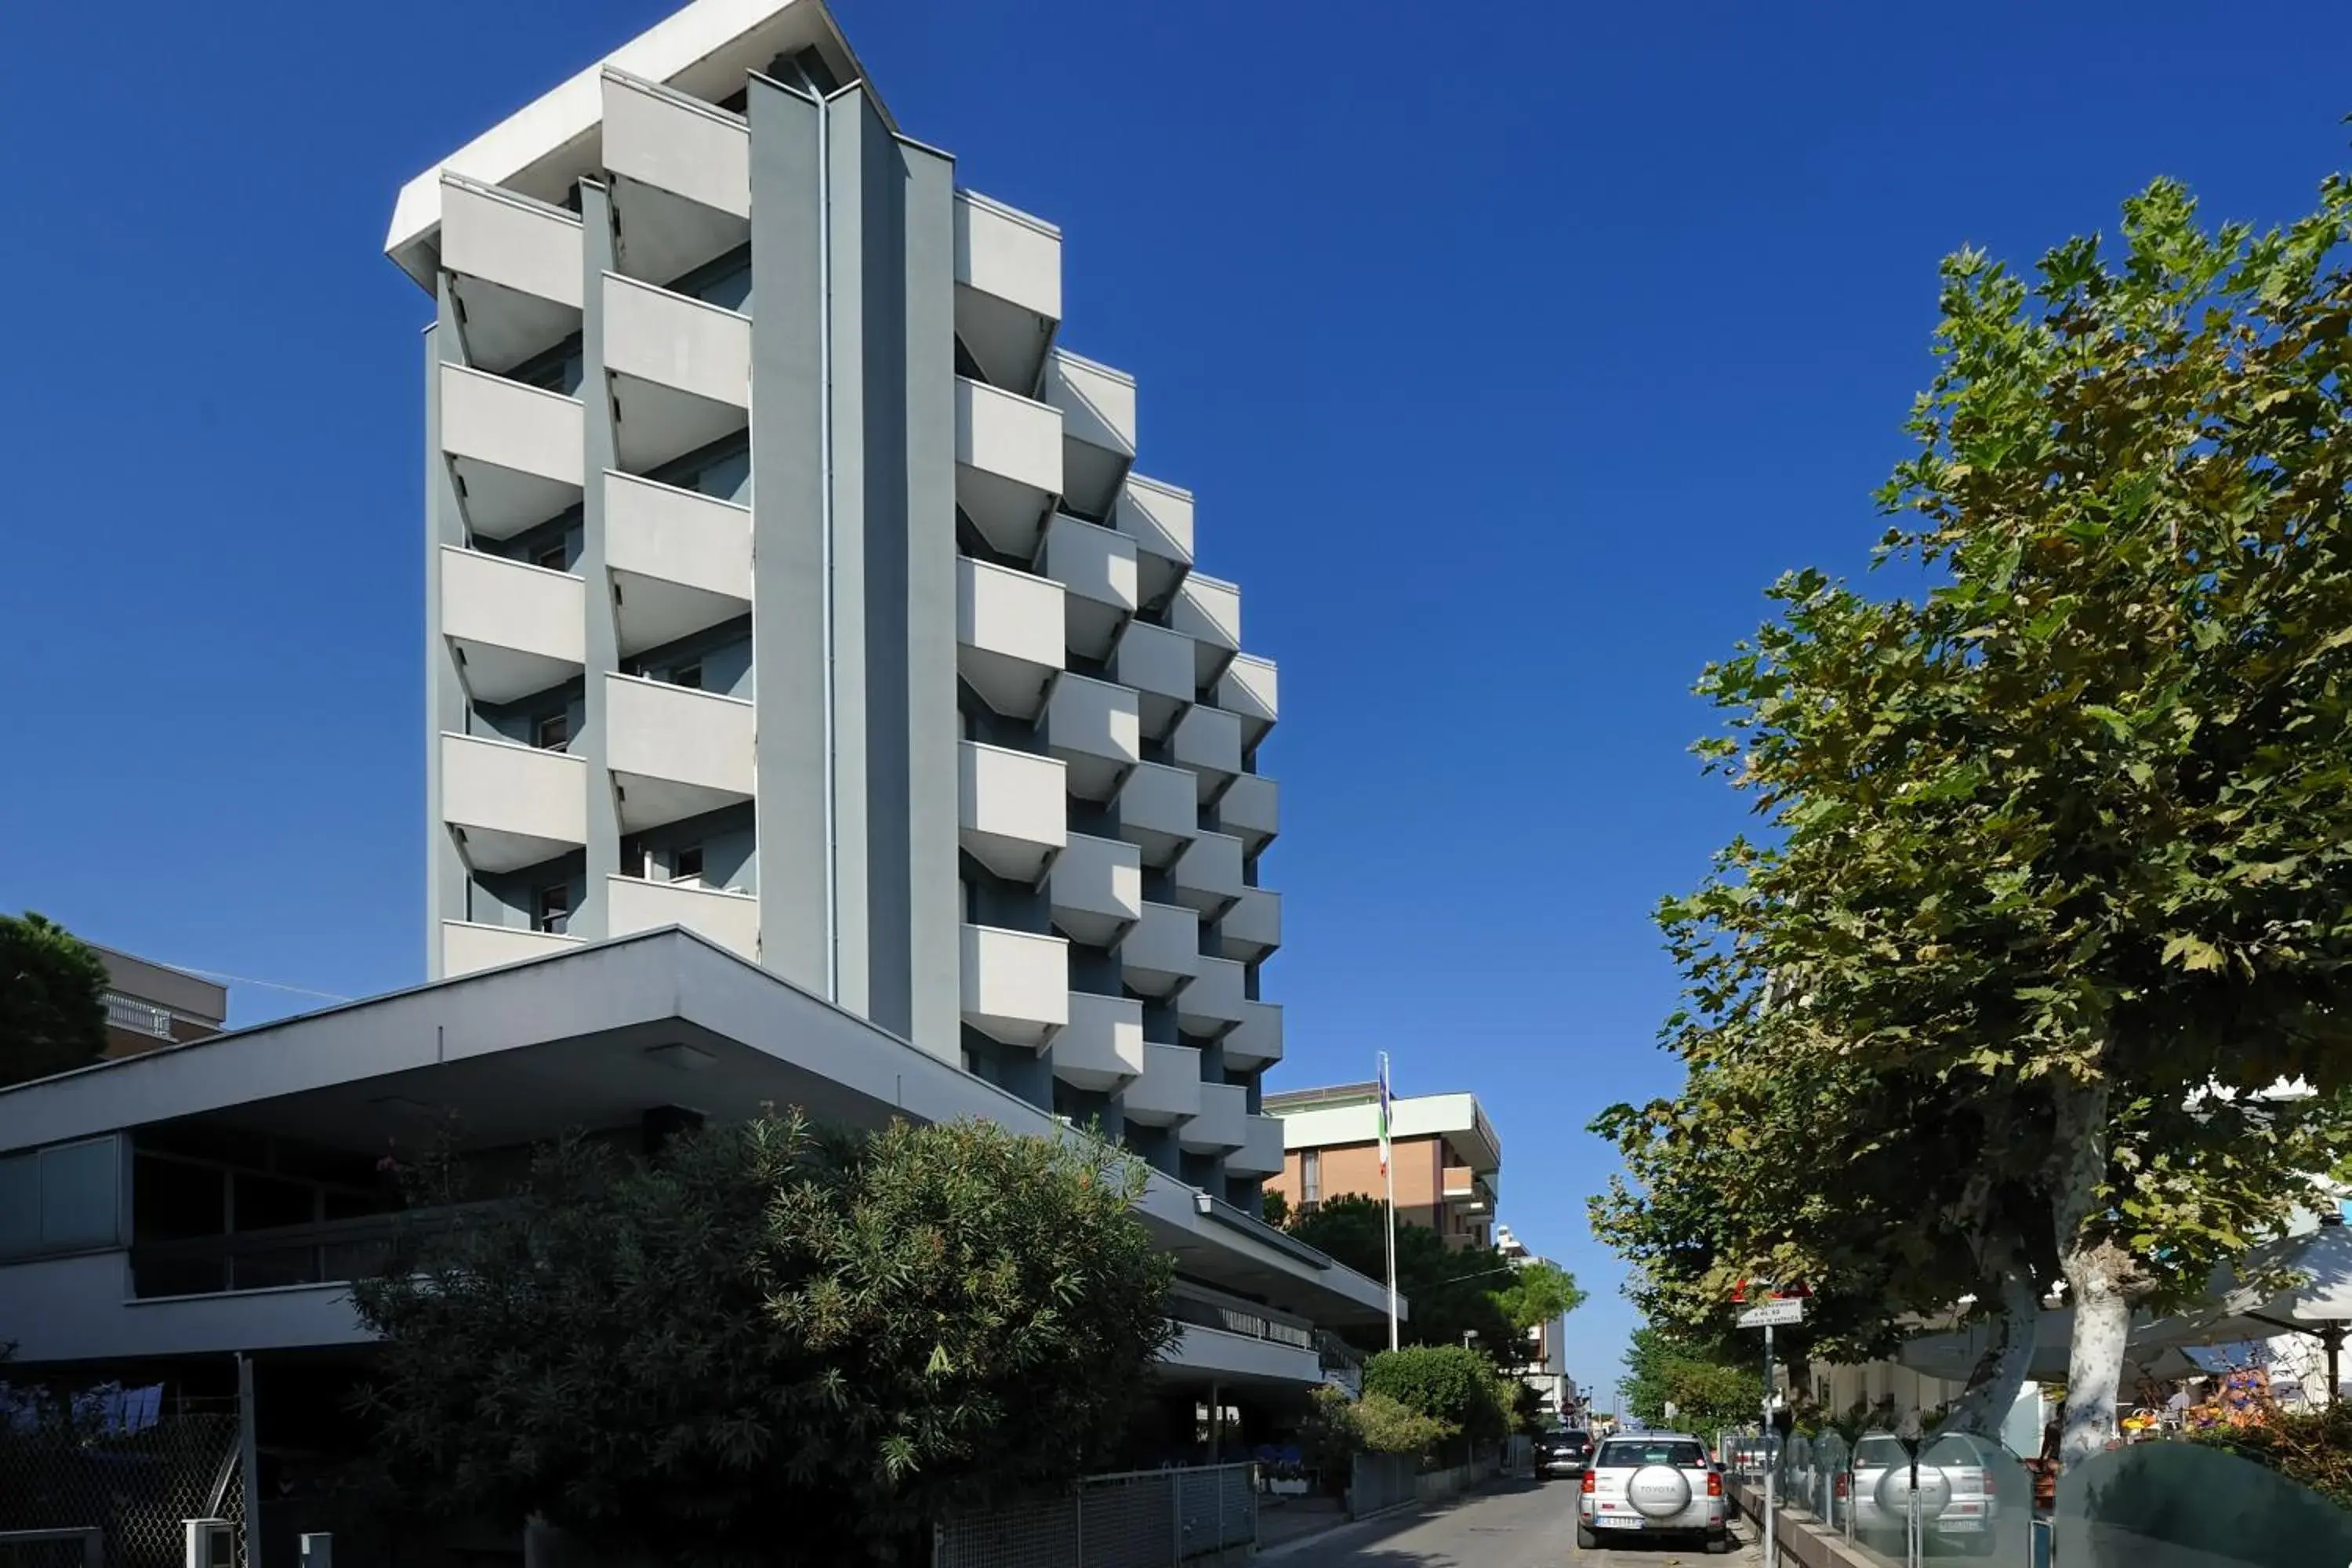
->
<box><xmin>1577</xmin><ymin>1432</ymin><xmax>1732</xmax><ymax>1553</ymax></box>
<box><xmin>1849</xmin><ymin>1431</ymin><xmax>1999</xmax><ymax>1555</ymax></box>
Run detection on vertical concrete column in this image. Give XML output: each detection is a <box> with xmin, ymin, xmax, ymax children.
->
<box><xmin>575</xmin><ymin>180</ymin><xmax>624</xmax><ymax>942</ymax></box>
<box><xmin>746</xmin><ymin>74</ymin><xmax>833</xmax><ymax>993</ymax></box>
<box><xmin>895</xmin><ymin>135</ymin><xmax>963</xmax><ymax>1060</ymax></box>
<box><xmin>424</xmin><ymin>284</ymin><xmax>472</xmax><ymax>974</ymax></box>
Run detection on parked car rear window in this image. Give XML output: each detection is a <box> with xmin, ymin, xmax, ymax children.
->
<box><xmin>1599</xmin><ymin>1440</ymin><xmax>1706</xmax><ymax>1468</ymax></box>
<box><xmin>1853</xmin><ymin>1437</ymin><xmax>1905</xmax><ymax>1468</ymax></box>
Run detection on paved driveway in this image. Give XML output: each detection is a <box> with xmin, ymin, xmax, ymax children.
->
<box><xmin>1265</xmin><ymin>1476</ymin><xmax>1762</xmax><ymax>1567</ymax></box>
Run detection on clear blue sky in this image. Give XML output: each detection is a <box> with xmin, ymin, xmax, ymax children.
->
<box><xmin>4</xmin><ymin>0</ymin><xmax>2348</xmax><ymax>1399</ymax></box>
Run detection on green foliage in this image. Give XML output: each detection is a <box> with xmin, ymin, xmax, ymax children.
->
<box><xmin>1298</xmin><ymin>1385</ymin><xmax>1364</xmax><ymax>1483</ymax></box>
<box><xmin>1599</xmin><ymin>150</ymin><xmax>2352</xmax><ymax>1458</ymax></box>
<box><xmin>350</xmin><ymin>1112</ymin><xmax>1176</xmax><ymax>1566</ymax></box>
<box><xmin>1362</xmin><ymin>1345</ymin><xmax>1515</xmax><ymax>1446</ymax></box>
<box><xmin>1617</xmin><ymin>1329</ymin><xmax>1765</xmax><ymax>1433</ymax></box>
<box><xmin>0</xmin><ymin>913</ymin><xmax>107</xmax><ymax>1089</ymax></box>
<box><xmin>1258</xmin><ymin>1188</ymin><xmax>1290</xmax><ymax>1229</ymax></box>
<box><xmin>1353</xmin><ymin>1392</ymin><xmax>1455</xmax><ymax>1457</ymax></box>
<box><xmin>1286</xmin><ymin>1196</ymin><xmax>1520</xmax><ymax>1353</ymax></box>
<box><xmin>1494</xmin><ymin>1260</ymin><xmax>1587</xmax><ymax>1334</ymax></box>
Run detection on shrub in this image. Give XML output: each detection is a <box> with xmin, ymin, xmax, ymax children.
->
<box><xmin>2194</xmin><ymin>1400</ymin><xmax>2352</xmax><ymax>1511</ymax></box>
<box><xmin>1354</xmin><ymin>1392</ymin><xmax>1456</xmax><ymax>1457</ymax></box>
<box><xmin>1364</xmin><ymin>1345</ymin><xmax>1490</xmax><ymax>1431</ymax></box>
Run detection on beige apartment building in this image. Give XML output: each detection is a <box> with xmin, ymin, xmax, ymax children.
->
<box><xmin>1261</xmin><ymin>1083</ymin><xmax>1501</xmax><ymax>1248</ymax></box>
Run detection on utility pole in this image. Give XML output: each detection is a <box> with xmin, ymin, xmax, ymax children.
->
<box><xmin>1735</xmin><ymin>1283</ymin><xmax>1804</xmax><ymax>1568</ymax></box>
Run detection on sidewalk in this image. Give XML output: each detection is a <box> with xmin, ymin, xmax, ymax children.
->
<box><xmin>1255</xmin><ymin>1495</ymin><xmax>1347</xmax><ymax>1550</ymax></box>
<box><xmin>1254</xmin><ymin>1474</ymin><xmax>1527</xmax><ymax>1561</ymax></box>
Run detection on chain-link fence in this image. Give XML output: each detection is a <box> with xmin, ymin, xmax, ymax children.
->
<box><xmin>0</xmin><ymin>1413</ymin><xmax>244</xmax><ymax>1568</ymax></box>
<box><xmin>933</xmin><ymin>1462</ymin><xmax>1256</xmax><ymax>1568</ymax></box>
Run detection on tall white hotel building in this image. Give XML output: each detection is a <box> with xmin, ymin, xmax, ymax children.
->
<box><xmin>389</xmin><ymin>0</ymin><xmax>1287</xmax><ymax>1200</ymax></box>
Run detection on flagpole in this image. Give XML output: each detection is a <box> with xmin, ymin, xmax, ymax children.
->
<box><xmin>1381</xmin><ymin>1051</ymin><xmax>1399</xmax><ymax>1353</ymax></box>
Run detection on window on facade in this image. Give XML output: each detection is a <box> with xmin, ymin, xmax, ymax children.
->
<box><xmin>535</xmin><ymin>885</ymin><xmax>572</xmax><ymax>935</ymax></box>
<box><xmin>670</xmin><ymin>659</ymin><xmax>705</xmax><ymax>691</ymax></box>
<box><xmin>535</xmin><ymin>712</ymin><xmax>570</xmax><ymax>752</ymax></box>
<box><xmin>672</xmin><ymin>845</ymin><xmax>704</xmax><ymax>884</ymax></box>
<box><xmin>0</xmin><ymin>1137</ymin><xmax>126</xmax><ymax>1261</ymax></box>
<box><xmin>1301</xmin><ymin>1149</ymin><xmax>1321</xmax><ymax>1207</ymax></box>
<box><xmin>533</xmin><ymin>541</ymin><xmax>567</xmax><ymax>572</ymax></box>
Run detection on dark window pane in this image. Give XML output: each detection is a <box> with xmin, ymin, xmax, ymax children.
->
<box><xmin>135</xmin><ymin>1155</ymin><xmax>226</xmax><ymax>1242</ymax></box>
<box><xmin>232</xmin><ymin>1172</ymin><xmax>314</xmax><ymax>1232</ymax></box>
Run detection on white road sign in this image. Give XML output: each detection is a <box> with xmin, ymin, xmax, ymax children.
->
<box><xmin>1737</xmin><ymin>1298</ymin><xmax>1804</xmax><ymax>1328</ymax></box>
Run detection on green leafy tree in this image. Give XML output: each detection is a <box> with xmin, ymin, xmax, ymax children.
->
<box><xmin>1287</xmin><ymin>1195</ymin><xmax>1518</xmax><ymax>1353</ymax></box>
<box><xmin>0</xmin><ymin>913</ymin><xmax>107</xmax><ymax>1089</ymax></box>
<box><xmin>1494</xmin><ymin>1260</ymin><xmax>1587</xmax><ymax>1337</ymax></box>
<box><xmin>1619</xmin><ymin>1328</ymin><xmax>1766</xmax><ymax>1433</ymax></box>
<box><xmin>1258</xmin><ymin>1188</ymin><xmax>1290</xmax><ymax>1229</ymax></box>
<box><xmin>1643</xmin><ymin>160</ymin><xmax>2352</xmax><ymax>1461</ymax></box>
<box><xmin>1593</xmin><ymin>1054</ymin><xmax>2056</xmax><ymax>1436</ymax></box>
<box><xmin>350</xmin><ymin>1112</ymin><xmax>1176</xmax><ymax>1566</ymax></box>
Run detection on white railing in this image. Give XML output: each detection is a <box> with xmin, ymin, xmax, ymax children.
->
<box><xmin>103</xmin><ymin>993</ymin><xmax>174</xmax><ymax>1040</ymax></box>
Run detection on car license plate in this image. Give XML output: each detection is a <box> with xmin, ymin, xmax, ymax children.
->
<box><xmin>1596</xmin><ymin>1515</ymin><xmax>1645</xmax><ymax>1530</ymax></box>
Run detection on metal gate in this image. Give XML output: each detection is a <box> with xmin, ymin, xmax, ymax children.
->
<box><xmin>0</xmin><ymin>1413</ymin><xmax>245</xmax><ymax>1568</ymax></box>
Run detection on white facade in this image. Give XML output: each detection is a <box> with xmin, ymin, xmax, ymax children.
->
<box><xmin>397</xmin><ymin>0</ymin><xmax>1287</xmax><ymax>1203</ymax></box>
<box><xmin>0</xmin><ymin>931</ymin><xmax>1386</xmax><ymax>1390</ymax></box>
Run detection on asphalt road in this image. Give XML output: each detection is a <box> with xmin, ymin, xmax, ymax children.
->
<box><xmin>1266</xmin><ymin>1476</ymin><xmax>1764</xmax><ymax>1568</ymax></box>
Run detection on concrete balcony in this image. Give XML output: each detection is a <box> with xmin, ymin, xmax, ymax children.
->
<box><xmin>441</xmin><ymin>733</ymin><xmax>587</xmax><ymax>874</ymax></box>
<box><xmin>601</xmin><ymin>69</ymin><xmax>751</xmax><ymax>287</ymax></box>
<box><xmin>1171</xmin><ymin>831</ymin><xmax>1244</xmax><ymax>917</ymax></box>
<box><xmin>1112</xmin><ymin>620</ymin><xmax>1196</xmax><ymax>737</ymax></box>
<box><xmin>953</xmin><ymin>189</ymin><xmax>1061</xmax><ymax>394</ymax></box>
<box><xmin>956</xmin><ymin>377</ymin><xmax>1062</xmax><ymax>560</ymax></box>
<box><xmin>607</xmin><ymin>875</ymin><xmax>758</xmax><ymax>959</ymax></box>
<box><xmin>1051</xmin><ymin>991</ymin><xmax>1144</xmax><ymax>1094</ymax></box>
<box><xmin>1047</xmin><ymin>833</ymin><xmax>1141</xmax><ymax>948</ymax></box>
<box><xmin>1175</xmin><ymin>956</ymin><xmax>1248</xmax><ymax>1037</ymax></box>
<box><xmin>603</xmin><ymin>274</ymin><xmax>750</xmax><ymax>474</ymax></box>
<box><xmin>604</xmin><ymin>673</ymin><xmax>755</xmax><ymax>832</ymax></box>
<box><xmin>441</xmin><ymin>920</ymin><xmax>581</xmax><ymax>978</ymax></box>
<box><xmin>1114</xmin><ymin>474</ymin><xmax>1194</xmax><ymax>610</ymax></box>
<box><xmin>1219</xmin><ymin>887</ymin><xmax>1282</xmax><ymax>964</ymax></box>
<box><xmin>438</xmin><ymin>174</ymin><xmax>582</xmax><ymax>375</ymax></box>
<box><xmin>604</xmin><ymin>471</ymin><xmax>751</xmax><ymax>658</ymax></box>
<box><xmin>1171</xmin><ymin>574</ymin><xmax>1242</xmax><ymax>687</ymax></box>
<box><xmin>1223</xmin><ymin>1000</ymin><xmax>1285</xmax><ymax>1070</ymax></box>
<box><xmin>956</xmin><ymin>557</ymin><xmax>1063</xmax><ymax>719</ymax></box>
<box><xmin>1225</xmin><ymin>1115</ymin><xmax>1287</xmax><ymax>1178</ymax></box>
<box><xmin>1171</xmin><ymin>705</ymin><xmax>1242</xmax><ymax>798</ymax></box>
<box><xmin>1178</xmin><ymin>1082</ymin><xmax>1249</xmax><ymax>1154</ymax></box>
<box><xmin>1042</xmin><ymin>349</ymin><xmax>1136</xmax><ymax>519</ymax></box>
<box><xmin>1214</xmin><ymin>772</ymin><xmax>1279</xmax><ymax>857</ymax></box>
<box><xmin>1041</xmin><ymin>514</ymin><xmax>1137</xmax><ymax>659</ymax></box>
<box><xmin>440</xmin><ymin>546</ymin><xmax>585</xmax><ymax>702</ymax></box>
<box><xmin>957</xmin><ymin>740</ymin><xmax>1065</xmax><ymax>881</ymax></box>
<box><xmin>1117</xmin><ymin>902</ymin><xmax>1199</xmax><ymax>997</ymax></box>
<box><xmin>1042</xmin><ymin>673</ymin><xmax>1140</xmax><ymax>800</ymax></box>
<box><xmin>1218</xmin><ymin>654</ymin><xmax>1277</xmax><ymax>751</ymax></box>
<box><xmin>960</xmin><ymin>924</ymin><xmax>1069</xmax><ymax>1049</ymax></box>
<box><xmin>1114</xmin><ymin>761</ymin><xmax>1197</xmax><ymax>869</ymax></box>
<box><xmin>439</xmin><ymin>363</ymin><xmax>583</xmax><ymax>539</ymax></box>
<box><xmin>1121</xmin><ymin>1042</ymin><xmax>1204</xmax><ymax>1127</ymax></box>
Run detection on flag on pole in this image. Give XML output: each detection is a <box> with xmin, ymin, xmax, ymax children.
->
<box><xmin>1377</xmin><ymin>1055</ymin><xmax>1393</xmax><ymax>1177</ymax></box>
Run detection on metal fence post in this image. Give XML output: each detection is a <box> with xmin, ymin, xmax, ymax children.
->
<box><xmin>1073</xmin><ymin>1487</ymin><xmax>1083</xmax><ymax>1566</ymax></box>
<box><xmin>1171</xmin><ymin>1468</ymin><xmax>1183</xmax><ymax>1565</ymax></box>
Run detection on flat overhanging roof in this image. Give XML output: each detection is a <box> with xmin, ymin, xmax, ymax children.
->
<box><xmin>0</xmin><ymin>928</ymin><xmax>1394</xmax><ymax>1325</ymax></box>
<box><xmin>383</xmin><ymin>0</ymin><xmax>885</xmax><ymax>289</ymax></box>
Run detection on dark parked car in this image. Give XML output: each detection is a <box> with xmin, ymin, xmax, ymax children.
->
<box><xmin>1539</xmin><ymin>1427</ymin><xmax>1595</xmax><ymax>1477</ymax></box>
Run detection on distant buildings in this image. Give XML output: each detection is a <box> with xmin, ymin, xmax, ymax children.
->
<box><xmin>1497</xmin><ymin>1223</ymin><xmax>1571</xmax><ymax>1415</ymax></box>
<box><xmin>1262</xmin><ymin>1082</ymin><xmax>1500</xmax><ymax>1248</ymax></box>
<box><xmin>93</xmin><ymin>945</ymin><xmax>224</xmax><ymax>1060</ymax></box>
